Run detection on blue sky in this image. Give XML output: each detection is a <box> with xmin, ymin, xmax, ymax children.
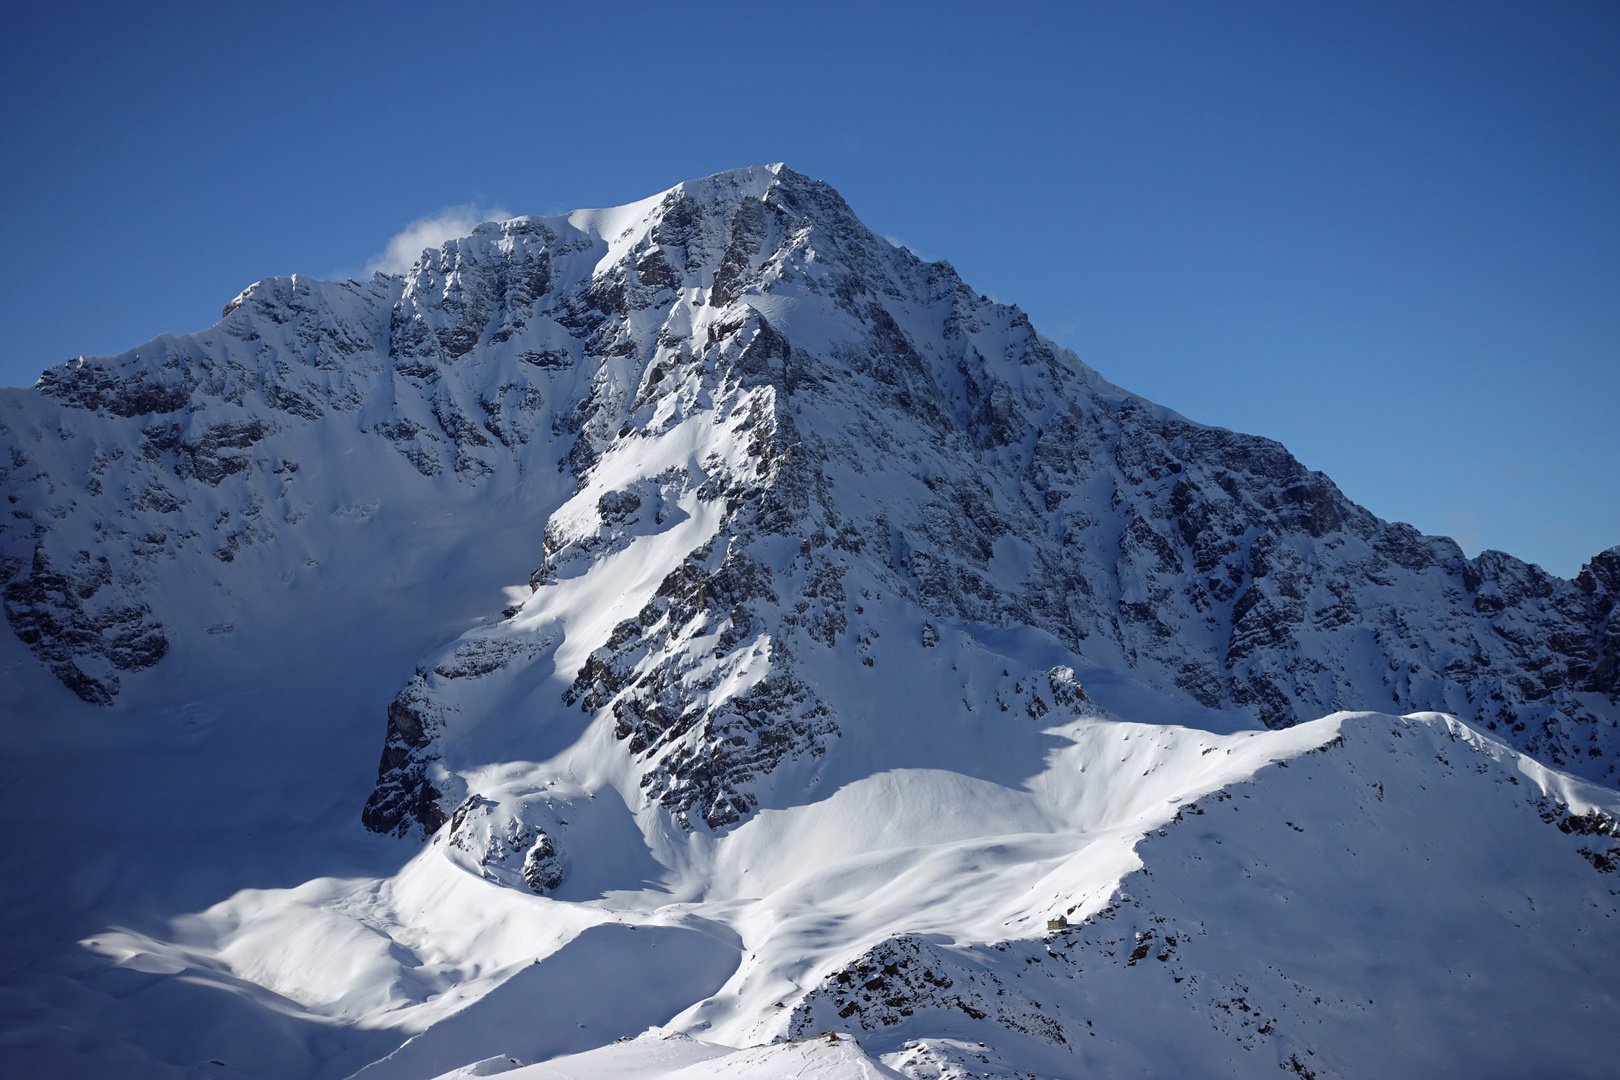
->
<box><xmin>1</xmin><ymin>1</ymin><xmax>1615</xmax><ymax>576</ymax></box>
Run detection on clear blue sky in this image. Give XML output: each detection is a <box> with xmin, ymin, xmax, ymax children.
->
<box><xmin>2</xmin><ymin>1</ymin><xmax>1615</xmax><ymax>577</ymax></box>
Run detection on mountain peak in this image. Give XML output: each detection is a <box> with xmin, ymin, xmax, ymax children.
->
<box><xmin>2</xmin><ymin>165</ymin><xmax>1617</xmax><ymax>1079</ymax></box>
<box><xmin>6</xmin><ymin>165</ymin><xmax>1614</xmax><ymax>777</ymax></box>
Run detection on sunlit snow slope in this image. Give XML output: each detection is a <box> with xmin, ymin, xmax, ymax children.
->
<box><xmin>1</xmin><ymin>165</ymin><xmax>1617</xmax><ymax>1079</ymax></box>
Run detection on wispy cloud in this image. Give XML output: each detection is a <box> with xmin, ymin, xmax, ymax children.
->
<box><xmin>365</xmin><ymin>203</ymin><xmax>510</xmax><ymax>276</ymax></box>
<box><xmin>884</xmin><ymin>235</ymin><xmax>934</xmax><ymax>263</ymax></box>
<box><xmin>1441</xmin><ymin>508</ymin><xmax>1480</xmax><ymax>554</ymax></box>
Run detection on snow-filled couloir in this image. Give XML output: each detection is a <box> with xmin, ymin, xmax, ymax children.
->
<box><xmin>1</xmin><ymin>165</ymin><xmax>1617</xmax><ymax>1079</ymax></box>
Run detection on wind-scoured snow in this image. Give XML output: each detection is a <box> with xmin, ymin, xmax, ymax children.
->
<box><xmin>1</xmin><ymin>165</ymin><xmax>1617</xmax><ymax>1078</ymax></box>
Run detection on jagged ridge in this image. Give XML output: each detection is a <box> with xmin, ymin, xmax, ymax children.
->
<box><xmin>0</xmin><ymin>166</ymin><xmax>1615</xmax><ymax>839</ymax></box>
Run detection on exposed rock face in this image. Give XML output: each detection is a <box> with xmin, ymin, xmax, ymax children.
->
<box><xmin>439</xmin><ymin>788</ymin><xmax>570</xmax><ymax>894</ymax></box>
<box><xmin>789</xmin><ymin>934</ymin><xmax>1068</xmax><ymax>1047</ymax></box>
<box><xmin>521</xmin><ymin>833</ymin><xmax>564</xmax><ymax>894</ymax></box>
<box><xmin>0</xmin><ymin>164</ymin><xmax>1615</xmax><ymax>827</ymax></box>
<box><xmin>565</xmin><ymin>540</ymin><xmax>841</xmax><ymax>830</ymax></box>
<box><xmin>361</xmin><ymin>675</ymin><xmax>453</xmax><ymax>837</ymax></box>
<box><xmin>0</xmin><ymin>546</ymin><xmax>167</xmax><ymax>705</ymax></box>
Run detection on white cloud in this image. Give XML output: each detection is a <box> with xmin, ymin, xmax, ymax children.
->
<box><xmin>1441</xmin><ymin>508</ymin><xmax>1480</xmax><ymax>554</ymax></box>
<box><xmin>883</xmin><ymin>234</ymin><xmax>934</xmax><ymax>262</ymax></box>
<box><xmin>365</xmin><ymin>203</ymin><xmax>511</xmax><ymax>276</ymax></box>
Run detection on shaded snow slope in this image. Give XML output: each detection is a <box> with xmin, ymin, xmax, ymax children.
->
<box><xmin>1</xmin><ymin>166</ymin><xmax>1618</xmax><ymax>1078</ymax></box>
<box><xmin>12</xmin><ymin>700</ymin><xmax>1613</xmax><ymax>1079</ymax></box>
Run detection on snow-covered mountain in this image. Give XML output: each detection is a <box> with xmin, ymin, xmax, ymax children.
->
<box><xmin>1</xmin><ymin>165</ymin><xmax>1616</xmax><ymax>1079</ymax></box>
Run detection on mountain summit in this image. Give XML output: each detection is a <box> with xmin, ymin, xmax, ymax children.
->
<box><xmin>6</xmin><ymin>165</ymin><xmax>1614</xmax><ymax>784</ymax></box>
<box><xmin>1</xmin><ymin>167</ymin><xmax>1617</xmax><ymax>1078</ymax></box>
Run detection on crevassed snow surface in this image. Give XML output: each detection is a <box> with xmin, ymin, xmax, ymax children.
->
<box><xmin>1</xmin><ymin>165</ymin><xmax>1617</xmax><ymax>1079</ymax></box>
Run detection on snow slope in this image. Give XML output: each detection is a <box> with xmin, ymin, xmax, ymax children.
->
<box><xmin>1</xmin><ymin>165</ymin><xmax>1618</xmax><ymax>1078</ymax></box>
